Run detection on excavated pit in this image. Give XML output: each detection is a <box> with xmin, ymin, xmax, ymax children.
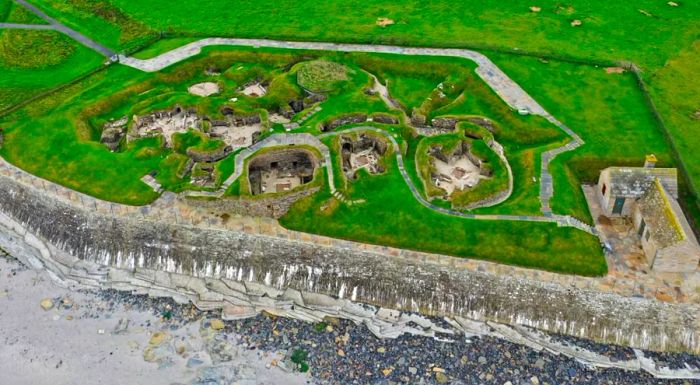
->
<box><xmin>429</xmin><ymin>141</ymin><xmax>491</xmax><ymax>198</ymax></box>
<box><xmin>340</xmin><ymin>134</ymin><xmax>388</xmax><ymax>180</ymax></box>
<box><xmin>248</xmin><ymin>148</ymin><xmax>318</xmax><ymax>195</ymax></box>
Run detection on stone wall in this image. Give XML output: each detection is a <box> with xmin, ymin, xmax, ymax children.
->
<box><xmin>184</xmin><ymin>187</ymin><xmax>319</xmax><ymax>219</ymax></box>
<box><xmin>0</xmin><ymin>174</ymin><xmax>698</xmax><ymax>353</ymax></box>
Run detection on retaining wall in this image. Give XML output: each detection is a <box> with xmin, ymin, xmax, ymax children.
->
<box><xmin>0</xmin><ymin>173</ymin><xmax>698</xmax><ymax>353</ymax></box>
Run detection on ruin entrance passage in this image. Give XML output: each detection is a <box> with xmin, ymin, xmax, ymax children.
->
<box><xmin>248</xmin><ymin>148</ymin><xmax>318</xmax><ymax>195</ymax></box>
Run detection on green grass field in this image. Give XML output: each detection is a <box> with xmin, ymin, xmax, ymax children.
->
<box><xmin>280</xmin><ymin>153</ymin><xmax>604</xmax><ymax>276</ymax></box>
<box><xmin>36</xmin><ymin>0</ymin><xmax>691</xmax><ymax>226</ymax></box>
<box><xmin>0</xmin><ymin>29</ymin><xmax>104</xmax><ymax>112</ymax></box>
<box><xmin>2</xmin><ymin>0</ymin><xmax>698</xmax><ymax>275</ymax></box>
<box><xmin>0</xmin><ymin>44</ymin><xmax>608</xmax><ymax>274</ymax></box>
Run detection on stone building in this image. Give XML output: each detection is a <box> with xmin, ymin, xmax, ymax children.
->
<box><xmin>596</xmin><ymin>155</ymin><xmax>700</xmax><ymax>272</ymax></box>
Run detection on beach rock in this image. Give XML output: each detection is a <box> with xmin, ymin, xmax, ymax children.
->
<box><xmin>435</xmin><ymin>372</ymin><xmax>449</xmax><ymax>383</ymax></box>
<box><xmin>210</xmin><ymin>319</ymin><xmax>225</xmax><ymax>330</ymax></box>
<box><xmin>40</xmin><ymin>298</ymin><xmax>54</xmax><ymax>311</ymax></box>
<box><xmin>149</xmin><ymin>331</ymin><xmax>169</xmax><ymax>346</ymax></box>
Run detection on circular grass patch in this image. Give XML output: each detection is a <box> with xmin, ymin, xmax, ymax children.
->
<box><xmin>295</xmin><ymin>60</ymin><xmax>349</xmax><ymax>93</ymax></box>
<box><xmin>0</xmin><ymin>30</ymin><xmax>76</xmax><ymax>69</ymax></box>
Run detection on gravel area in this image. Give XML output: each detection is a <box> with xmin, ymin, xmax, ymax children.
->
<box><xmin>547</xmin><ymin>332</ymin><xmax>637</xmax><ymax>362</ymax></box>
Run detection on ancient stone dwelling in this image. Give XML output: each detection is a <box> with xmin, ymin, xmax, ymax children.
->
<box><xmin>597</xmin><ymin>155</ymin><xmax>700</xmax><ymax>273</ymax></box>
<box><xmin>429</xmin><ymin>141</ymin><xmax>490</xmax><ymax>198</ymax></box>
<box><xmin>339</xmin><ymin>134</ymin><xmax>388</xmax><ymax>180</ymax></box>
<box><xmin>247</xmin><ymin>149</ymin><xmax>318</xmax><ymax>195</ymax></box>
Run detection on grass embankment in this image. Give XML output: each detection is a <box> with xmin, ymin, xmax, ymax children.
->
<box><xmin>414</xmin><ymin>132</ymin><xmax>509</xmax><ymax>209</ymax></box>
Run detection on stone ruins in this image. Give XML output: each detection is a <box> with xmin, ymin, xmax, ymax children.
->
<box><xmin>339</xmin><ymin>133</ymin><xmax>388</xmax><ymax>180</ymax></box>
<box><xmin>247</xmin><ymin>148</ymin><xmax>318</xmax><ymax>195</ymax></box>
<box><xmin>428</xmin><ymin>141</ymin><xmax>491</xmax><ymax>198</ymax></box>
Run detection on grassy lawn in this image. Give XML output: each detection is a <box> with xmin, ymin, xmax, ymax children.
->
<box><xmin>0</xmin><ymin>29</ymin><xmax>105</xmax><ymax>112</ymax></box>
<box><xmin>0</xmin><ymin>43</ymin><xmax>609</xmax><ymax>273</ymax></box>
<box><xmin>3</xmin><ymin>1</ymin><xmax>47</xmax><ymax>23</ymax></box>
<box><xmin>103</xmin><ymin>1</ymin><xmax>697</xmax><ymax>70</ymax></box>
<box><xmin>28</xmin><ymin>0</ymin><xmax>155</xmax><ymax>50</ymax></box>
<box><xmin>645</xmin><ymin>41</ymin><xmax>700</xmax><ymax>221</ymax></box>
<box><xmin>488</xmin><ymin>53</ymin><xmax>674</xmax><ymax>223</ymax></box>
<box><xmin>281</xmin><ymin>154</ymin><xmax>605</xmax><ymax>276</ymax></box>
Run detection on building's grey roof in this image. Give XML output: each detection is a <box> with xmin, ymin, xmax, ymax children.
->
<box><xmin>604</xmin><ymin>167</ymin><xmax>678</xmax><ymax>199</ymax></box>
<box><xmin>637</xmin><ymin>179</ymin><xmax>686</xmax><ymax>249</ymax></box>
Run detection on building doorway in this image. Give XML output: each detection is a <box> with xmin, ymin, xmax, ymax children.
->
<box><xmin>613</xmin><ymin>197</ymin><xmax>626</xmax><ymax>215</ymax></box>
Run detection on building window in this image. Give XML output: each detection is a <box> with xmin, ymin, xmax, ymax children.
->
<box><xmin>601</xmin><ymin>184</ymin><xmax>607</xmax><ymax>196</ymax></box>
<box><xmin>645</xmin><ymin>229</ymin><xmax>651</xmax><ymax>242</ymax></box>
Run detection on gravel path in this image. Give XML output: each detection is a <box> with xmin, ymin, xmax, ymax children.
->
<box><xmin>0</xmin><ymin>22</ymin><xmax>54</xmax><ymax>29</ymax></box>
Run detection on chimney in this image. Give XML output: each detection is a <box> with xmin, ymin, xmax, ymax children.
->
<box><xmin>644</xmin><ymin>154</ymin><xmax>657</xmax><ymax>168</ymax></box>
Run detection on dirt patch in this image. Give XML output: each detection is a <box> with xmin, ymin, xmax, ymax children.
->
<box><xmin>188</xmin><ymin>82</ymin><xmax>220</xmax><ymax>97</ymax></box>
<box><xmin>210</xmin><ymin>124</ymin><xmax>261</xmax><ymax>150</ymax></box>
<box><xmin>269</xmin><ymin>114</ymin><xmax>291</xmax><ymax>124</ymax></box>
<box><xmin>605</xmin><ymin>67</ymin><xmax>626</xmax><ymax>74</ymax></box>
<box><xmin>376</xmin><ymin>17</ymin><xmax>395</xmax><ymax>27</ymax></box>
<box><xmin>241</xmin><ymin>83</ymin><xmax>267</xmax><ymax>97</ymax></box>
<box><xmin>691</xmin><ymin>109</ymin><xmax>700</xmax><ymax>120</ymax></box>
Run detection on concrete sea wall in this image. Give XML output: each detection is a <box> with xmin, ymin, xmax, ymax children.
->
<box><xmin>0</xmin><ymin>173</ymin><xmax>699</xmax><ymax>354</ymax></box>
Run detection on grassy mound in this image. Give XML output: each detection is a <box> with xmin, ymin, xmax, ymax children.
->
<box><xmin>0</xmin><ymin>30</ymin><xmax>76</xmax><ymax>69</ymax></box>
<box><xmin>296</xmin><ymin>60</ymin><xmax>349</xmax><ymax>93</ymax></box>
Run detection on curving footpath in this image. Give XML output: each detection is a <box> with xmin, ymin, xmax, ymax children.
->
<box><xmin>116</xmin><ymin>39</ymin><xmax>592</xmax><ymax>232</ymax></box>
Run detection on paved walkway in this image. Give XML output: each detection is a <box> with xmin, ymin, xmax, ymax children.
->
<box><xmin>117</xmin><ymin>38</ymin><xmax>547</xmax><ymax>116</ymax></box>
<box><xmin>0</xmin><ymin>22</ymin><xmax>53</xmax><ymax>29</ymax></box>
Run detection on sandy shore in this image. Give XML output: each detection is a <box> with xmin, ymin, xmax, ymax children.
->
<box><xmin>0</xmin><ymin>257</ymin><xmax>308</xmax><ymax>385</ymax></box>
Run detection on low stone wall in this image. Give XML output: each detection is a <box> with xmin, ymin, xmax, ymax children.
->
<box><xmin>0</xmin><ymin>174</ymin><xmax>698</xmax><ymax>353</ymax></box>
<box><xmin>185</xmin><ymin>187</ymin><xmax>319</xmax><ymax>219</ymax></box>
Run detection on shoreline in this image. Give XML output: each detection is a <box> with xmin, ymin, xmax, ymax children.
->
<box><xmin>1</xmin><ymin>255</ymin><xmax>699</xmax><ymax>384</ymax></box>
